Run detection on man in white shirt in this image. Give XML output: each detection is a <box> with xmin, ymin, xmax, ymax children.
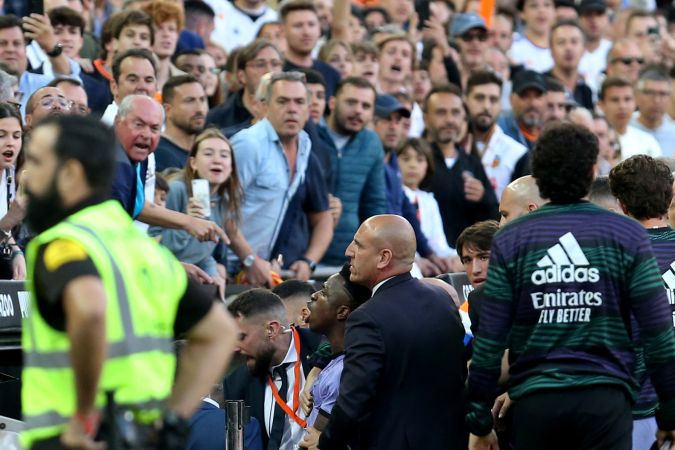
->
<box><xmin>224</xmin><ymin>289</ymin><xmax>322</xmax><ymax>450</ymax></box>
<box><xmin>599</xmin><ymin>76</ymin><xmax>661</xmax><ymax>160</ymax></box>
<box><xmin>465</xmin><ymin>70</ymin><xmax>528</xmax><ymax>200</ymax></box>
<box><xmin>205</xmin><ymin>0</ymin><xmax>277</xmax><ymax>52</ymax></box>
<box><xmin>630</xmin><ymin>66</ymin><xmax>675</xmax><ymax>157</ymax></box>
<box><xmin>578</xmin><ymin>0</ymin><xmax>612</xmax><ymax>95</ymax></box>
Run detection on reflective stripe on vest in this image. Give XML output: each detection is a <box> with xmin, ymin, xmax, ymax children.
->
<box><xmin>25</xmin><ymin>222</ymin><xmax>172</xmax><ymax>369</ymax></box>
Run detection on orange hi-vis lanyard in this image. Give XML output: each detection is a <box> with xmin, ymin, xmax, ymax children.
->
<box><xmin>267</xmin><ymin>327</ymin><xmax>308</xmax><ymax>429</ymax></box>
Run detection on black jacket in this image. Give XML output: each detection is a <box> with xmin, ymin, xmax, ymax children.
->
<box><xmin>319</xmin><ymin>274</ymin><xmax>467</xmax><ymax>450</ymax></box>
<box><xmin>428</xmin><ymin>143</ymin><xmax>499</xmax><ymax>247</ymax></box>
<box><xmin>222</xmin><ymin>328</ymin><xmax>322</xmax><ymax>449</ymax></box>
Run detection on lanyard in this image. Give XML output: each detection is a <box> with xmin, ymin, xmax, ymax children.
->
<box><xmin>267</xmin><ymin>327</ymin><xmax>307</xmax><ymax>429</ymax></box>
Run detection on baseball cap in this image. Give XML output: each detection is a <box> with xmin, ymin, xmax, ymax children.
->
<box><xmin>512</xmin><ymin>70</ymin><xmax>548</xmax><ymax>95</ymax></box>
<box><xmin>375</xmin><ymin>95</ymin><xmax>411</xmax><ymax>119</ymax></box>
<box><xmin>449</xmin><ymin>13</ymin><xmax>487</xmax><ymax>38</ymax></box>
<box><xmin>578</xmin><ymin>0</ymin><xmax>607</xmax><ymax>14</ymax></box>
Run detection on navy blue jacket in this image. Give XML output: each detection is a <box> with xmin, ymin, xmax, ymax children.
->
<box><xmin>186</xmin><ymin>401</ymin><xmax>263</xmax><ymax>450</ymax></box>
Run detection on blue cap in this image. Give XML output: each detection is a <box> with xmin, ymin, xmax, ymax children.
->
<box><xmin>375</xmin><ymin>95</ymin><xmax>411</xmax><ymax>119</ymax></box>
<box><xmin>450</xmin><ymin>13</ymin><xmax>487</xmax><ymax>38</ymax></box>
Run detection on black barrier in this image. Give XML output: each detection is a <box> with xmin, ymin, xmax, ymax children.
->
<box><xmin>0</xmin><ymin>282</ymin><xmax>30</xmax><ymax>347</ymax></box>
<box><xmin>435</xmin><ymin>272</ymin><xmax>474</xmax><ymax>305</ymax></box>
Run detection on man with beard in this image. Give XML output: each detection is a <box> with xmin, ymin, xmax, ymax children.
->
<box><xmin>497</xmin><ymin>70</ymin><xmax>548</xmax><ymax>151</ymax></box>
<box><xmin>224</xmin><ymin>288</ymin><xmax>322</xmax><ymax>450</ymax></box>
<box><xmin>298</xmin><ymin>263</ymin><xmax>371</xmax><ymax>449</ymax></box>
<box><xmin>373</xmin><ymin>94</ymin><xmax>458</xmax><ymax>274</ymax></box>
<box><xmin>543</xmin><ymin>20</ymin><xmax>593</xmax><ymax>110</ymax></box>
<box><xmin>20</xmin><ymin>114</ymin><xmax>237</xmax><ymax>450</ymax></box>
<box><xmin>155</xmin><ymin>75</ymin><xmax>208</xmax><ymax>172</ymax></box>
<box><xmin>465</xmin><ymin>71</ymin><xmax>529</xmax><ymax>200</ymax></box>
<box><xmin>424</xmin><ymin>84</ymin><xmax>498</xmax><ymax>248</ymax></box>
<box><xmin>24</xmin><ymin>86</ymin><xmax>72</xmax><ymax>129</ymax></box>
<box><xmin>318</xmin><ymin>76</ymin><xmax>387</xmax><ymax>265</ymax></box>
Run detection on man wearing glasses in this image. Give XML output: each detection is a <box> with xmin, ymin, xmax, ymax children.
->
<box><xmin>206</xmin><ymin>39</ymin><xmax>284</xmax><ymax>130</ymax></box>
<box><xmin>24</xmin><ymin>85</ymin><xmax>72</xmax><ymax>129</ymax></box>
<box><xmin>605</xmin><ymin>39</ymin><xmax>644</xmax><ymax>84</ymax></box>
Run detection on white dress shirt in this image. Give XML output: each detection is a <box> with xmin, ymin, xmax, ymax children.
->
<box><xmin>264</xmin><ymin>332</ymin><xmax>307</xmax><ymax>450</ymax></box>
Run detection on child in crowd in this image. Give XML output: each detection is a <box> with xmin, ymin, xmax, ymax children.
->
<box><xmin>154</xmin><ymin>174</ymin><xmax>169</xmax><ymax>208</ymax></box>
<box><xmin>508</xmin><ymin>0</ymin><xmax>555</xmax><ymax>72</ymax></box>
<box><xmin>396</xmin><ymin>138</ymin><xmax>457</xmax><ymax>258</ymax></box>
<box><xmin>149</xmin><ymin>128</ymin><xmax>257</xmax><ymax>296</ymax></box>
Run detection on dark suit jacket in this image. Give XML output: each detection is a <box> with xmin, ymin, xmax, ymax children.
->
<box><xmin>319</xmin><ymin>273</ymin><xmax>467</xmax><ymax>450</ymax></box>
<box><xmin>186</xmin><ymin>401</ymin><xmax>263</xmax><ymax>450</ymax></box>
<box><xmin>222</xmin><ymin>328</ymin><xmax>322</xmax><ymax>449</ymax></box>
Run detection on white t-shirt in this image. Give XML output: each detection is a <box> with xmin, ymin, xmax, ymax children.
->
<box><xmin>402</xmin><ymin>186</ymin><xmax>456</xmax><ymax>258</ymax></box>
<box><xmin>475</xmin><ymin>125</ymin><xmax>528</xmax><ymax>200</ymax></box>
<box><xmin>205</xmin><ymin>0</ymin><xmax>277</xmax><ymax>52</ymax></box>
<box><xmin>630</xmin><ymin>114</ymin><xmax>675</xmax><ymax>158</ymax></box>
<box><xmin>508</xmin><ymin>33</ymin><xmax>554</xmax><ymax>73</ymax></box>
<box><xmin>618</xmin><ymin>125</ymin><xmax>663</xmax><ymax>160</ymax></box>
<box><xmin>578</xmin><ymin>39</ymin><xmax>612</xmax><ymax>97</ymax></box>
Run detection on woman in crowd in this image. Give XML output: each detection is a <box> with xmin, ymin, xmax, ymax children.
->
<box><xmin>0</xmin><ymin>104</ymin><xmax>26</xmax><ymax>280</ymax></box>
<box><xmin>149</xmin><ymin>128</ymin><xmax>260</xmax><ymax>297</ymax></box>
<box><xmin>318</xmin><ymin>39</ymin><xmax>354</xmax><ymax>79</ymax></box>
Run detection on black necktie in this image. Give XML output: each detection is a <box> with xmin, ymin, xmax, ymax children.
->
<box><xmin>267</xmin><ymin>363</ymin><xmax>290</xmax><ymax>450</ymax></box>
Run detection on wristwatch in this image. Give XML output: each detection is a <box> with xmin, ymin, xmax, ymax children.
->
<box><xmin>299</xmin><ymin>256</ymin><xmax>317</xmax><ymax>272</ymax></box>
<box><xmin>46</xmin><ymin>43</ymin><xmax>63</xmax><ymax>57</ymax></box>
<box><xmin>242</xmin><ymin>254</ymin><xmax>256</xmax><ymax>268</ymax></box>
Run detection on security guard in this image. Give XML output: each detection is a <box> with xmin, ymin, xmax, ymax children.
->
<box><xmin>20</xmin><ymin>115</ymin><xmax>237</xmax><ymax>450</ymax></box>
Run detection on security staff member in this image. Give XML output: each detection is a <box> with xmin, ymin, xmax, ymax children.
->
<box><xmin>20</xmin><ymin>115</ymin><xmax>238</xmax><ymax>450</ymax></box>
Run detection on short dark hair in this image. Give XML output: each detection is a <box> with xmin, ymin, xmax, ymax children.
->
<box><xmin>112</xmin><ymin>48</ymin><xmax>157</xmax><ymax>83</ymax></box>
<box><xmin>280</xmin><ymin>0</ymin><xmax>318</xmax><ymax>22</ymax></box>
<box><xmin>35</xmin><ymin>115</ymin><xmax>116</xmax><ymax>195</ymax></box>
<box><xmin>588</xmin><ymin>176</ymin><xmax>615</xmax><ymax>205</ymax></box>
<box><xmin>466</xmin><ymin>70</ymin><xmax>503</xmax><ymax>96</ymax></box>
<box><xmin>351</xmin><ymin>41</ymin><xmax>379</xmax><ymax>58</ymax></box>
<box><xmin>48</xmin><ymin>7</ymin><xmax>85</xmax><ymax>36</ymax></box>
<box><xmin>296</xmin><ymin>68</ymin><xmax>327</xmax><ymax>89</ymax></box>
<box><xmin>544</xmin><ymin>76</ymin><xmax>566</xmax><ymax>93</ymax></box>
<box><xmin>495</xmin><ymin>7</ymin><xmax>517</xmax><ymax>29</ymax></box>
<box><xmin>162</xmin><ymin>74</ymin><xmax>201</xmax><ymax>104</ymax></box>
<box><xmin>599</xmin><ymin>76</ymin><xmax>633</xmax><ymax>101</ymax></box>
<box><xmin>272</xmin><ymin>280</ymin><xmax>315</xmax><ymax>300</ymax></box>
<box><xmin>423</xmin><ymin>83</ymin><xmax>463</xmax><ymax>112</ymax></box>
<box><xmin>334</xmin><ymin>76</ymin><xmax>377</xmax><ymax>100</ymax></box>
<box><xmin>609</xmin><ymin>155</ymin><xmax>673</xmax><ymax>220</ymax></box>
<box><xmin>550</xmin><ymin>19</ymin><xmax>585</xmax><ymax>46</ymax></box>
<box><xmin>456</xmin><ymin>220</ymin><xmax>500</xmax><ymax>258</ymax></box>
<box><xmin>114</xmin><ymin>10</ymin><xmax>153</xmax><ymax>44</ymax></box>
<box><xmin>532</xmin><ymin>122</ymin><xmax>599</xmax><ymax>203</ymax></box>
<box><xmin>184</xmin><ymin>0</ymin><xmax>215</xmax><ymax>18</ymax></box>
<box><xmin>338</xmin><ymin>263</ymin><xmax>372</xmax><ymax>310</ymax></box>
<box><xmin>0</xmin><ymin>15</ymin><xmax>22</xmax><ymax>33</ymax></box>
<box><xmin>236</xmin><ymin>39</ymin><xmax>282</xmax><ymax>72</ymax></box>
<box><xmin>228</xmin><ymin>288</ymin><xmax>288</xmax><ymax>325</ymax></box>
<box><xmin>363</xmin><ymin>6</ymin><xmax>391</xmax><ymax>25</ymax></box>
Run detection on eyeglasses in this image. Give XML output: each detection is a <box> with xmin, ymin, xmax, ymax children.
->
<box><xmin>459</xmin><ymin>32</ymin><xmax>489</xmax><ymax>42</ymax></box>
<box><xmin>246</xmin><ymin>59</ymin><xmax>284</xmax><ymax>70</ymax></box>
<box><xmin>208</xmin><ymin>67</ymin><xmax>221</xmax><ymax>75</ymax></box>
<box><xmin>38</xmin><ymin>96</ymin><xmax>72</xmax><ymax>110</ymax></box>
<box><xmin>610</xmin><ymin>57</ymin><xmax>644</xmax><ymax>65</ymax></box>
<box><xmin>639</xmin><ymin>89</ymin><xmax>671</xmax><ymax>98</ymax></box>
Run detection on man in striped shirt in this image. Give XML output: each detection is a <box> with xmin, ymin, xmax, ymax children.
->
<box><xmin>609</xmin><ymin>155</ymin><xmax>675</xmax><ymax>450</ymax></box>
<box><xmin>467</xmin><ymin>122</ymin><xmax>675</xmax><ymax>450</ymax></box>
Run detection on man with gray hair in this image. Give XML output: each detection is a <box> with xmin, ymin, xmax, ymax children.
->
<box><xmin>0</xmin><ymin>69</ymin><xmax>17</xmax><ymax>103</ymax></box>
<box><xmin>631</xmin><ymin>65</ymin><xmax>675</xmax><ymax>156</ymax></box>
<box><xmin>230</xmin><ymin>71</ymin><xmax>332</xmax><ymax>281</ymax></box>
<box><xmin>112</xmin><ymin>95</ymin><xmax>227</xmax><ymax>247</ymax></box>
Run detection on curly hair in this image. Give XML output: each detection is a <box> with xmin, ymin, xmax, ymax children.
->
<box><xmin>532</xmin><ymin>122</ymin><xmax>598</xmax><ymax>203</ymax></box>
<box><xmin>609</xmin><ymin>155</ymin><xmax>673</xmax><ymax>220</ymax></box>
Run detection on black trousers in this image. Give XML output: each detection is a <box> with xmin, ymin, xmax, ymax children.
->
<box><xmin>512</xmin><ymin>385</ymin><xmax>633</xmax><ymax>450</ymax></box>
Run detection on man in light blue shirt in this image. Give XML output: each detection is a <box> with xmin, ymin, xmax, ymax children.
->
<box><xmin>631</xmin><ymin>66</ymin><xmax>675</xmax><ymax>158</ymax></box>
<box><xmin>231</xmin><ymin>71</ymin><xmax>314</xmax><ymax>266</ymax></box>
